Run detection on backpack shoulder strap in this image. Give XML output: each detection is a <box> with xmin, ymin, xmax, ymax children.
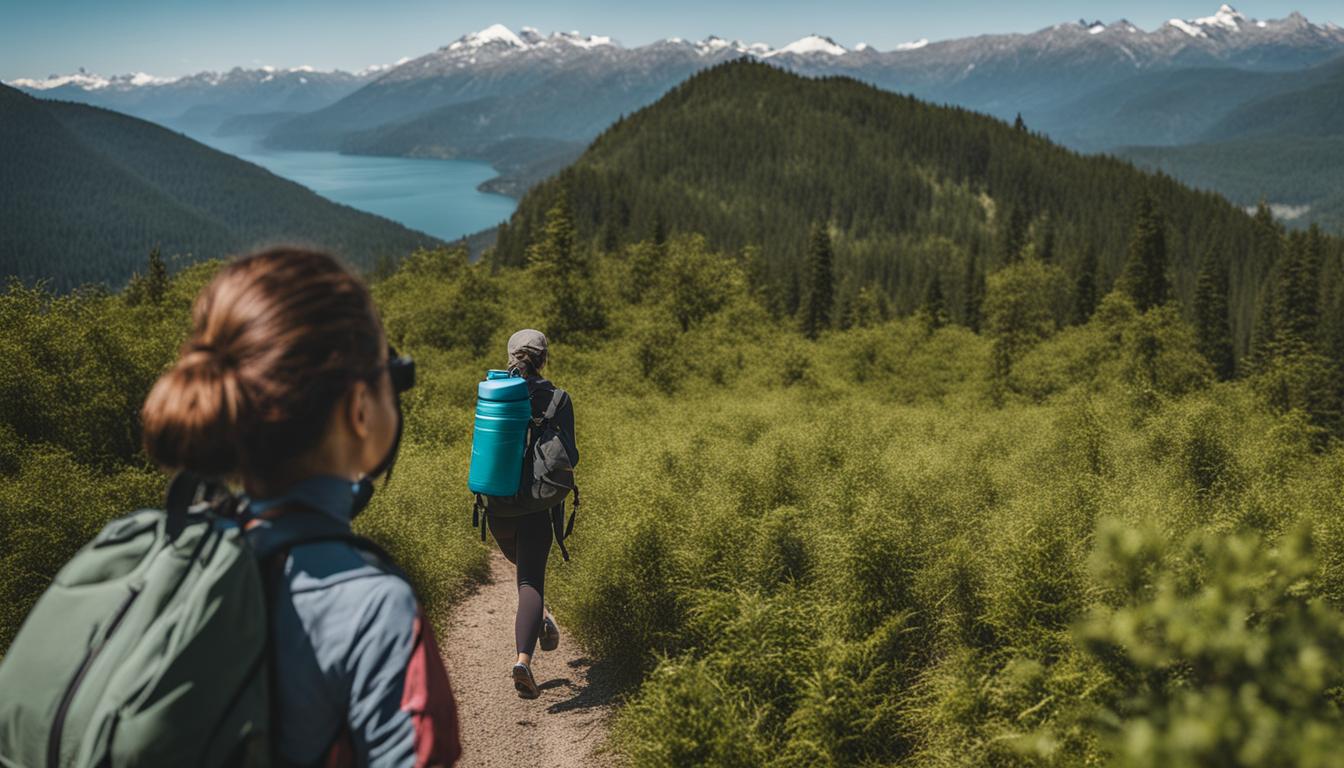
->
<box><xmin>541</xmin><ymin>388</ymin><xmax>569</xmax><ymax>423</ymax></box>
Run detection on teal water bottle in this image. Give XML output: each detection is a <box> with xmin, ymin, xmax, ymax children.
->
<box><xmin>468</xmin><ymin>369</ymin><xmax>532</xmax><ymax>496</ymax></box>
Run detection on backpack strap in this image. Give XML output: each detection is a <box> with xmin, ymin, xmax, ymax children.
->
<box><xmin>541</xmin><ymin>388</ymin><xmax>568</xmax><ymax>423</ymax></box>
<box><xmin>165</xmin><ymin>470</ymin><xmax>236</xmax><ymax>540</ymax></box>
<box><xmin>551</xmin><ymin>486</ymin><xmax>579</xmax><ymax>562</ymax></box>
<box><xmin>472</xmin><ymin>494</ymin><xmax>488</xmax><ymax>542</ymax></box>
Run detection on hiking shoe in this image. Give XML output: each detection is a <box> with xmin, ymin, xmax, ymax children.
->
<box><xmin>512</xmin><ymin>662</ymin><xmax>540</xmax><ymax>699</ymax></box>
<box><xmin>539</xmin><ymin>611</ymin><xmax>560</xmax><ymax>652</ymax></box>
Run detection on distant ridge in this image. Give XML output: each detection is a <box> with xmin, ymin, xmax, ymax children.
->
<box><xmin>0</xmin><ymin>85</ymin><xmax>443</xmax><ymax>288</ymax></box>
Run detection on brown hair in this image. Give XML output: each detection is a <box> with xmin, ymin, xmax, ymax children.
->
<box><xmin>141</xmin><ymin>247</ymin><xmax>383</xmax><ymax>482</ymax></box>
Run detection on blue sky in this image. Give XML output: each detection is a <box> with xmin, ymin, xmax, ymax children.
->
<box><xmin>2</xmin><ymin>0</ymin><xmax>1340</xmax><ymax>79</ymax></box>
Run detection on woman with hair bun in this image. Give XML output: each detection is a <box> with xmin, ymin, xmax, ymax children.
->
<box><xmin>141</xmin><ymin>247</ymin><xmax>461</xmax><ymax>767</ymax></box>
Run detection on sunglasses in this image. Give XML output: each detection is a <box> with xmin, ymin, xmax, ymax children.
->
<box><xmin>385</xmin><ymin>346</ymin><xmax>416</xmax><ymax>394</ymax></box>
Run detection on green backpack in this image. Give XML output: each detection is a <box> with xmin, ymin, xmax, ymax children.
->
<box><xmin>0</xmin><ymin>474</ymin><xmax>273</xmax><ymax>768</ymax></box>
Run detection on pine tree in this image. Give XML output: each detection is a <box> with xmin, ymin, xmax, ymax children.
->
<box><xmin>1013</xmin><ymin>113</ymin><xmax>1027</xmax><ymax>132</ymax></box>
<box><xmin>1121</xmin><ymin>193</ymin><xmax>1169</xmax><ymax>312</ymax></box>
<box><xmin>1034</xmin><ymin>214</ymin><xmax>1055</xmax><ymax>264</ymax></box>
<box><xmin>145</xmin><ymin>247</ymin><xmax>168</xmax><ymax>304</ymax></box>
<box><xmin>528</xmin><ymin>190</ymin><xmax>605</xmax><ymax>340</ymax></box>
<box><xmin>1193</xmin><ymin>246</ymin><xmax>1235</xmax><ymax>380</ymax></box>
<box><xmin>998</xmin><ymin>204</ymin><xmax>1030</xmax><ymax>265</ymax></box>
<box><xmin>923</xmin><ymin>272</ymin><xmax>947</xmax><ymax>329</ymax></box>
<box><xmin>1251</xmin><ymin>202</ymin><xmax>1283</xmax><ymax>269</ymax></box>
<box><xmin>1248</xmin><ymin>287</ymin><xmax>1278</xmax><ymax>371</ymax></box>
<box><xmin>800</xmin><ymin>222</ymin><xmax>834</xmax><ymax>339</ymax></box>
<box><xmin>962</xmin><ymin>255</ymin><xmax>985</xmax><ymax>332</ymax></box>
<box><xmin>651</xmin><ymin>215</ymin><xmax>668</xmax><ymax>247</ymax></box>
<box><xmin>1275</xmin><ymin>227</ymin><xmax>1324</xmax><ymax>349</ymax></box>
<box><xmin>1073</xmin><ymin>248</ymin><xmax>1098</xmax><ymax>324</ymax></box>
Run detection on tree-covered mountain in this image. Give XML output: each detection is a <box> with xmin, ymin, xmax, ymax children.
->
<box><xmin>491</xmin><ymin>60</ymin><xmax>1338</xmax><ymax>358</ymax></box>
<box><xmin>1201</xmin><ymin>53</ymin><xmax>1344</xmax><ymax>140</ymax></box>
<box><xmin>1118</xmin><ymin>55</ymin><xmax>1344</xmax><ymax>231</ymax></box>
<box><xmin>0</xmin><ymin>85</ymin><xmax>442</xmax><ymax>288</ymax></box>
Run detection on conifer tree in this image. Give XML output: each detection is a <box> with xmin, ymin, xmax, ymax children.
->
<box><xmin>1121</xmin><ymin>193</ymin><xmax>1169</xmax><ymax>311</ymax></box>
<box><xmin>963</xmin><ymin>255</ymin><xmax>985</xmax><ymax>332</ymax></box>
<box><xmin>998</xmin><ymin>204</ymin><xmax>1030</xmax><ymax>265</ymax></box>
<box><xmin>528</xmin><ymin>190</ymin><xmax>605</xmax><ymax>340</ymax></box>
<box><xmin>145</xmin><ymin>247</ymin><xmax>168</xmax><ymax>304</ymax></box>
<box><xmin>800</xmin><ymin>223</ymin><xmax>834</xmax><ymax>339</ymax></box>
<box><xmin>1275</xmin><ymin>227</ymin><xmax>1324</xmax><ymax>349</ymax></box>
<box><xmin>1193</xmin><ymin>246</ymin><xmax>1235</xmax><ymax>380</ymax></box>
<box><xmin>923</xmin><ymin>273</ymin><xmax>947</xmax><ymax>329</ymax></box>
<box><xmin>1035</xmin><ymin>214</ymin><xmax>1056</xmax><ymax>264</ymax></box>
<box><xmin>1251</xmin><ymin>202</ymin><xmax>1283</xmax><ymax>269</ymax></box>
<box><xmin>1013</xmin><ymin>113</ymin><xmax>1027</xmax><ymax>132</ymax></box>
<box><xmin>1073</xmin><ymin>248</ymin><xmax>1098</xmax><ymax>324</ymax></box>
<box><xmin>1248</xmin><ymin>287</ymin><xmax>1278</xmax><ymax>371</ymax></box>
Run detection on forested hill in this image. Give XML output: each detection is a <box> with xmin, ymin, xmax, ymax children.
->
<box><xmin>0</xmin><ymin>85</ymin><xmax>443</xmax><ymax>289</ymax></box>
<box><xmin>492</xmin><ymin>59</ymin><xmax>1305</xmax><ymax>354</ymax></box>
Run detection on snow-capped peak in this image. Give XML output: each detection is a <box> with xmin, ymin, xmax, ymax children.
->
<box><xmin>1169</xmin><ymin>4</ymin><xmax>1249</xmax><ymax>36</ymax></box>
<box><xmin>1081</xmin><ymin>19</ymin><xmax>1107</xmax><ymax>34</ymax></box>
<box><xmin>518</xmin><ymin>27</ymin><xmax>545</xmax><ymax>45</ymax></box>
<box><xmin>1166</xmin><ymin>18</ymin><xmax>1207</xmax><ymax>37</ymax></box>
<box><xmin>9</xmin><ymin>68</ymin><xmax>109</xmax><ymax>90</ymax></box>
<box><xmin>7</xmin><ymin>68</ymin><xmax>178</xmax><ymax>91</ymax></box>
<box><xmin>449</xmin><ymin>23</ymin><xmax>527</xmax><ymax>51</ymax></box>
<box><xmin>1194</xmin><ymin>4</ymin><xmax>1246</xmax><ymax>30</ymax></box>
<box><xmin>767</xmin><ymin>34</ymin><xmax>847</xmax><ymax>57</ymax></box>
<box><xmin>895</xmin><ymin>38</ymin><xmax>930</xmax><ymax>51</ymax></box>
<box><xmin>552</xmin><ymin>30</ymin><xmax>615</xmax><ymax>49</ymax></box>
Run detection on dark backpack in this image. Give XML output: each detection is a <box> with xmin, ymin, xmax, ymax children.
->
<box><xmin>473</xmin><ymin>381</ymin><xmax>580</xmax><ymax>559</ymax></box>
<box><xmin>0</xmin><ymin>473</ymin><xmax>390</xmax><ymax>768</ymax></box>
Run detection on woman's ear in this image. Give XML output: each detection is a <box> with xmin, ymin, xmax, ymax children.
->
<box><xmin>346</xmin><ymin>379</ymin><xmax>372</xmax><ymax>440</ymax></box>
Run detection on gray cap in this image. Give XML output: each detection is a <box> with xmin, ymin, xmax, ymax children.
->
<box><xmin>507</xmin><ymin>328</ymin><xmax>548</xmax><ymax>371</ymax></box>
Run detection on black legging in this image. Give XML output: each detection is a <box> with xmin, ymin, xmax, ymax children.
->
<box><xmin>487</xmin><ymin>510</ymin><xmax>553</xmax><ymax>656</ymax></box>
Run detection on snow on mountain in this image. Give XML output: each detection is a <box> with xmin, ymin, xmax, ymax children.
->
<box><xmin>1168</xmin><ymin>4</ymin><xmax>1253</xmax><ymax>36</ymax></box>
<box><xmin>6</xmin><ymin>63</ymin><xmax>389</xmax><ymax>93</ymax></box>
<box><xmin>448</xmin><ymin>23</ymin><xmax>527</xmax><ymax>51</ymax></box>
<box><xmin>359</xmin><ymin>57</ymin><xmax>412</xmax><ymax>76</ymax></box>
<box><xmin>767</xmin><ymin>35</ymin><xmax>847</xmax><ymax>57</ymax></box>
<box><xmin>895</xmin><ymin>38</ymin><xmax>930</xmax><ymax>51</ymax></box>
<box><xmin>1167</xmin><ymin>18</ymin><xmax>1208</xmax><ymax>38</ymax></box>
<box><xmin>1194</xmin><ymin>4</ymin><xmax>1247</xmax><ymax>30</ymax></box>
<box><xmin>553</xmin><ymin>30</ymin><xmax>616</xmax><ymax>49</ymax></box>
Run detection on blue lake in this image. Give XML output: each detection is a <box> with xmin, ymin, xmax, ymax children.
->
<box><xmin>201</xmin><ymin>136</ymin><xmax>517</xmax><ymax>242</ymax></box>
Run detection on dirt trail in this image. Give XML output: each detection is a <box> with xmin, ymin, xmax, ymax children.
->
<box><xmin>442</xmin><ymin>552</ymin><xmax>617</xmax><ymax>768</ymax></box>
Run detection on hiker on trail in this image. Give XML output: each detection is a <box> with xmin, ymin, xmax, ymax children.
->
<box><xmin>150</xmin><ymin>249</ymin><xmax>461</xmax><ymax>765</ymax></box>
<box><xmin>481</xmin><ymin>329</ymin><xmax>580</xmax><ymax>699</ymax></box>
<box><xmin>0</xmin><ymin>248</ymin><xmax>461</xmax><ymax>767</ymax></box>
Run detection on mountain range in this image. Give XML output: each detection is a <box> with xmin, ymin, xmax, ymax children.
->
<box><xmin>8</xmin><ymin>6</ymin><xmax>1344</xmax><ymax>231</ymax></box>
<box><xmin>15</xmin><ymin>7</ymin><xmax>1341</xmax><ymax>145</ymax></box>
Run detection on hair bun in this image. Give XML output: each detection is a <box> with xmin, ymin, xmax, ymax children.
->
<box><xmin>141</xmin><ymin>343</ymin><xmax>246</xmax><ymax>477</ymax></box>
